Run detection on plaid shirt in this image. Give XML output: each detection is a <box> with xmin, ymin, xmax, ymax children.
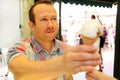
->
<box><xmin>7</xmin><ymin>36</ymin><xmax>68</xmax><ymax>80</ymax></box>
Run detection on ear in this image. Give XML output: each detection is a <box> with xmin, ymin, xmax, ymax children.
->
<box><xmin>28</xmin><ymin>21</ymin><xmax>35</xmax><ymax>30</ymax></box>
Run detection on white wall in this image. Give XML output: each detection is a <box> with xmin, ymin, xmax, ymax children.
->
<box><xmin>0</xmin><ymin>0</ymin><xmax>21</xmax><ymax>48</ymax></box>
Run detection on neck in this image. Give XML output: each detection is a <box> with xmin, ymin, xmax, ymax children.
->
<box><xmin>38</xmin><ymin>39</ymin><xmax>54</xmax><ymax>53</ymax></box>
<box><xmin>44</xmin><ymin>42</ymin><xmax>54</xmax><ymax>53</ymax></box>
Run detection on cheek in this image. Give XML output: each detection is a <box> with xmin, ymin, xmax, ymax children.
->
<box><xmin>35</xmin><ymin>23</ymin><xmax>46</xmax><ymax>31</ymax></box>
<box><xmin>34</xmin><ymin>26</ymin><xmax>43</xmax><ymax>34</ymax></box>
<box><xmin>55</xmin><ymin>25</ymin><xmax>58</xmax><ymax>29</ymax></box>
<box><xmin>37</xmin><ymin>27</ymin><xmax>45</xmax><ymax>34</ymax></box>
<box><xmin>55</xmin><ymin>24</ymin><xmax>59</xmax><ymax>30</ymax></box>
<box><xmin>54</xmin><ymin>26</ymin><xmax>59</xmax><ymax>33</ymax></box>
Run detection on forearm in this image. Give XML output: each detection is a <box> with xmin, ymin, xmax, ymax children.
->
<box><xmin>8</xmin><ymin>56</ymin><xmax>65</xmax><ymax>79</ymax></box>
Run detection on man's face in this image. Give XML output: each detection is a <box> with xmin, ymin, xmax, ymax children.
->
<box><xmin>32</xmin><ymin>4</ymin><xmax>58</xmax><ymax>42</ymax></box>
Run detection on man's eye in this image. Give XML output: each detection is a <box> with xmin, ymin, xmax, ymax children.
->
<box><xmin>41</xmin><ymin>18</ymin><xmax>48</xmax><ymax>21</ymax></box>
<box><xmin>51</xmin><ymin>17</ymin><xmax>57</xmax><ymax>21</ymax></box>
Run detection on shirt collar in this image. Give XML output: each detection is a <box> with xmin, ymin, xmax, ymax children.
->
<box><xmin>30</xmin><ymin>36</ymin><xmax>61</xmax><ymax>54</ymax></box>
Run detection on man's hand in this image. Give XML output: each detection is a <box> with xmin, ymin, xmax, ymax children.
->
<box><xmin>61</xmin><ymin>45</ymin><xmax>101</xmax><ymax>75</ymax></box>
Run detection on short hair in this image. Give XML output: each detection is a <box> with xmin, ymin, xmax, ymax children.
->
<box><xmin>29</xmin><ymin>0</ymin><xmax>53</xmax><ymax>24</ymax></box>
<box><xmin>91</xmin><ymin>15</ymin><xmax>96</xmax><ymax>19</ymax></box>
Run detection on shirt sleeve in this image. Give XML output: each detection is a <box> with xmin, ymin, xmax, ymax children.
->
<box><xmin>7</xmin><ymin>43</ymin><xmax>27</xmax><ymax>64</ymax></box>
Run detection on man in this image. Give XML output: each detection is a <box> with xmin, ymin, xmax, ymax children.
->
<box><xmin>7</xmin><ymin>0</ymin><xmax>101</xmax><ymax>80</ymax></box>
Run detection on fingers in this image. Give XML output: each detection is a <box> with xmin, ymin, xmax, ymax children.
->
<box><xmin>65</xmin><ymin>45</ymin><xmax>101</xmax><ymax>61</ymax></box>
<box><xmin>62</xmin><ymin>45</ymin><xmax>102</xmax><ymax>74</ymax></box>
<box><xmin>66</xmin><ymin>45</ymin><xmax>97</xmax><ymax>53</ymax></box>
<box><xmin>62</xmin><ymin>54</ymin><xmax>101</xmax><ymax>74</ymax></box>
<box><xmin>71</xmin><ymin>66</ymin><xmax>94</xmax><ymax>74</ymax></box>
<box><xmin>70</xmin><ymin>52</ymin><xmax>101</xmax><ymax>61</ymax></box>
<box><xmin>67</xmin><ymin>60</ymin><xmax>101</xmax><ymax>74</ymax></box>
<box><xmin>70</xmin><ymin>60</ymin><xmax>101</xmax><ymax>68</ymax></box>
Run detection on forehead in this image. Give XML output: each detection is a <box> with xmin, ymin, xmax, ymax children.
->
<box><xmin>33</xmin><ymin>4</ymin><xmax>57</xmax><ymax>17</ymax></box>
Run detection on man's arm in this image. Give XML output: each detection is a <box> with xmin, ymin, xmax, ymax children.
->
<box><xmin>8</xmin><ymin>45</ymin><xmax>101</xmax><ymax>80</ymax></box>
<box><xmin>8</xmin><ymin>55</ymin><xmax>65</xmax><ymax>80</ymax></box>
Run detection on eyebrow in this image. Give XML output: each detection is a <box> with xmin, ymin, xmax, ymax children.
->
<box><xmin>40</xmin><ymin>15</ymin><xmax>57</xmax><ymax>18</ymax></box>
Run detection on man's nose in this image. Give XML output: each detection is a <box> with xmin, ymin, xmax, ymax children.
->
<box><xmin>47</xmin><ymin>19</ymin><xmax>54</xmax><ymax>28</ymax></box>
